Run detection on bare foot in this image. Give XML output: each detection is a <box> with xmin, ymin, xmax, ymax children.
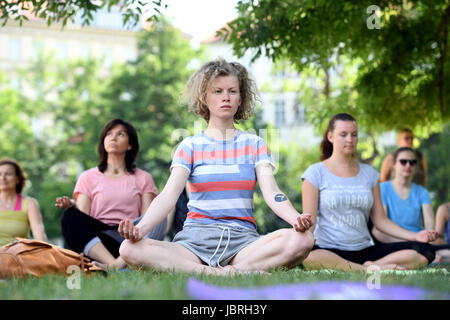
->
<box><xmin>219</xmin><ymin>265</ymin><xmax>270</xmax><ymax>276</ymax></box>
<box><xmin>92</xmin><ymin>260</ymin><xmax>127</xmax><ymax>271</ymax></box>
<box><xmin>432</xmin><ymin>255</ymin><xmax>442</xmax><ymax>263</ymax></box>
<box><xmin>363</xmin><ymin>261</ymin><xmax>405</xmax><ymax>270</ymax></box>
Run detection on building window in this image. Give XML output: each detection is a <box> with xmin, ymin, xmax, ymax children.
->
<box><xmin>57</xmin><ymin>42</ymin><xmax>68</xmax><ymax>60</ymax></box>
<box><xmin>80</xmin><ymin>44</ymin><xmax>90</xmax><ymax>59</ymax></box>
<box><xmin>126</xmin><ymin>49</ymin><xmax>136</xmax><ymax>62</ymax></box>
<box><xmin>274</xmin><ymin>100</ymin><xmax>286</xmax><ymax>126</ymax></box>
<box><xmin>75</xmin><ymin>9</ymin><xmax>140</xmax><ymax>31</ymax></box>
<box><xmin>9</xmin><ymin>39</ymin><xmax>21</xmax><ymax>60</ymax></box>
<box><xmin>103</xmin><ymin>47</ymin><xmax>113</xmax><ymax>67</ymax></box>
<box><xmin>292</xmin><ymin>104</ymin><xmax>305</xmax><ymax>124</ymax></box>
<box><xmin>33</xmin><ymin>41</ymin><xmax>43</xmax><ymax>61</ymax></box>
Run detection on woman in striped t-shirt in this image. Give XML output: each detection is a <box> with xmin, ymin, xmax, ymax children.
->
<box><xmin>118</xmin><ymin>58</ymin><xmax>314</xmax><ymax>275</ymax></box>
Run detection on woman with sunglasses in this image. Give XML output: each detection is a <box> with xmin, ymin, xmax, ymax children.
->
<box><xmin>371</xmin><ymin>147</ymin><xmax>435</xmax><ymax>243</ymax></box>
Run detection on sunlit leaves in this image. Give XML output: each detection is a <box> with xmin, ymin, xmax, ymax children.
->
<box><xmin>225</xmin><ymin>0</ymin><xmax>450</xmax><ymax>132</ymax></box>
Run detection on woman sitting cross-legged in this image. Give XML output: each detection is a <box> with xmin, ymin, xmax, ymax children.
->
<box><xmin>118</xmin><ymin>58</ymin><xmax>315</xmax><ymax>276</ymax></box>
<box><xmin>0</xmin><ymin>159</ymin><xmax>47</xmax><ymax>247</ymax></box>
<box><xmin>370</xmin><ymin>147</ymin><xmax>450</xmax><ymax>263</ymax></box>
<box><xmin>56</xmin><ymin>119</ymin><xmax>167</xmax><ymax>270</ymax></box>
<box><xmin>301</xmin><ymin>113</ymin><xmax>437</xmax><ymax>271</ymax></box>
<box><xmin>372</xmin><ymin>147</ymin><xmax>435</xmax><ymax>243</ymax></box>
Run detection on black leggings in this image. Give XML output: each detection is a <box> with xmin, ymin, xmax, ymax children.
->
<box><xmin>312</xmin><ymin>241</ymin><xmax>436</xmax><ymax>265</ymax></box>
<box><xmin>61</xmin><ymin>207</ymin><xmax>124</xmax><ymax>258</ymax></box>
<box><xmin>365</xmin><ymin>218</ymin><xmax>436</xmax><ymax>264</ymax></box>
<box><xmin>433</xmin><ymin>244</ymin><xmax>450</xmax><ymax>251</ymax></box>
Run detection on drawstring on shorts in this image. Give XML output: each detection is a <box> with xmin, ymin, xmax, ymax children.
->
<box><xmin>208</xmin><ymin>226</ymin><xmax>231</xmax><ymax>268</ymax></box>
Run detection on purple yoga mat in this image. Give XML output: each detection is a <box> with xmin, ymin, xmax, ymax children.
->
<box><xmin>186</xmin><ymin>278</ymin><xmax>449</xmax><ymax>300</ymax></box>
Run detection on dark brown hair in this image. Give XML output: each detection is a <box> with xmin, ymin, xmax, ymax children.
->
<box><xmin>97</xmin><ymin>119</ymin><xmax>139</xmax><ymax>174</ymax></box>
<box><xmin>393</xmin><ymin>147</ymin><xmax>416</xmax><ymax>162</ymax></box>
<box><xmin>320</xmin><ymin>113</ymin><xmax>357</xmax><ymax>161</ymax></box>
<box><xmin>0</xmin><ymin>159</ymin><xmax>27</xmax><ymax>194</ymax></box>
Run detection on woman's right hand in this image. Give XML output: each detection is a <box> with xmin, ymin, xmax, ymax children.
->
<box><xmin>119</xmin><ymin>220</ymin><xmax>143</xmax><ymax>242</ymax></box>
<box><xmin>414</xmin><ymin>230</ymin><xmax>438</xmax><ymax>243</ymax></box>
<box><xmin>55</xmin><ymin>196</ymin><xmax>75</xmax><ymax>209</ymax></box>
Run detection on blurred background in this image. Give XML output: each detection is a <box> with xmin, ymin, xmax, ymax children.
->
<box><xmin>0</xmin><ymin>0</ymin><xmax>448</xmax><ymax>243</ymax></box>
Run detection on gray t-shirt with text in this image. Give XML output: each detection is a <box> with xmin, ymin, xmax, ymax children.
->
<box><xmin>301</xmin><ymin>162</ymin><xmax>379</xmax><ymax>250</ymax></box>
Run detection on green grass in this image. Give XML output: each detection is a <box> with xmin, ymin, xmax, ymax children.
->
<box><xmin>1</xmin><ymin>264</ymin><xmax>449</xmax><ymax>300</ymax></box>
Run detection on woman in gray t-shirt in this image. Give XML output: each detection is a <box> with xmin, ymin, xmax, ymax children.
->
<box><xmin>301</xmin><ymin>113</ymin><xmax>438</xmax><ymax>271</ymax></box>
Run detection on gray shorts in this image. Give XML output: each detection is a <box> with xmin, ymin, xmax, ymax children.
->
<box><xmin>172</xmin><ymin>223</ymin><xmax>260</xmax><ymax>267</ymax></box>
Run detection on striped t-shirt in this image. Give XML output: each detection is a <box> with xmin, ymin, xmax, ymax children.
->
<box><xmin>170</xmin><ymin>130</ymin><xmax>274</xmax><ymax>230</ymax></box>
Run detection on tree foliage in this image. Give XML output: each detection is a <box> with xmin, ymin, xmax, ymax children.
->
<box><xmin>223</xmin><ymin>0</ymin><xmax>450</xmax><ymax>132</ymax></box>
<box><xmin>420</xmin><ymin>125</ymin><xmax>450</xmax><ymax>207</ymax></box>
<box><xmin>0</xmin><ymin>0</ymin><xmax>165</xmax><ymax>27</ymax></box>
<box><xmin>0</xmin><ymin>19</ymin><xmax>201</xmax><ymax>238</ymax></box>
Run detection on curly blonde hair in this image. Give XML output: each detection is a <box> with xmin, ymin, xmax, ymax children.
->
<box><xmin>180</xmin><ymin>58</ymin><xmax>258</xmax><ymax>123</ymax></box>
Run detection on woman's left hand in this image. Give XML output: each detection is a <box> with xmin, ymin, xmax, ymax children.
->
<box><xmin>414</xmin><ymin>230</ymin><xmax>438</xmax><ymax>243</ymax></box>
<box><xmin>294</xmin><ymin>213</ymin><xmax>313</xmax><ymax>232</ymax></box>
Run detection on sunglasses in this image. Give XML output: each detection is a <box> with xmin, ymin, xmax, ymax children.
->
<box><xmin>399</xmin><ymin>159</ymin><xmax>417</xmax><ymax>166</ymax></box>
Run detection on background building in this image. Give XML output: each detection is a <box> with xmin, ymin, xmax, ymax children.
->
<box><xmin>0</xmin><ymin>9</ymin><xmax>139</xmax><ymax>88</ymax></box>
<box><xmin>1</xmin><ymin>10</ymin><xmax>320</xmax><ymax>147</ymax></box>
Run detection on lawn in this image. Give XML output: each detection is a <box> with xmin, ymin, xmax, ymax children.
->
<box><xmin>2</xmin><ymin>264</ymin><xmax>449</xmax><ymax>300</ymax></box>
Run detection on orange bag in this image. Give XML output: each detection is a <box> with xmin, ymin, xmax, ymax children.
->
<box><xmin>0</xmin><ymin>237</ymin><xmax>107</xmax><ymax>279</ymax></box>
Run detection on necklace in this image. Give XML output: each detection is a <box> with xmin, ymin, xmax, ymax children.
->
<box><xmin>1</xmin><ymin>196</ymin><xmax>16</xmax><ymax>209</ymax></box>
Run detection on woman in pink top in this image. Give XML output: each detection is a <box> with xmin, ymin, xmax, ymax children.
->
<box><xmin>56</xmin><ymin>119</ymin><xmax>166</xmax><ymax>269</ymax></box>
